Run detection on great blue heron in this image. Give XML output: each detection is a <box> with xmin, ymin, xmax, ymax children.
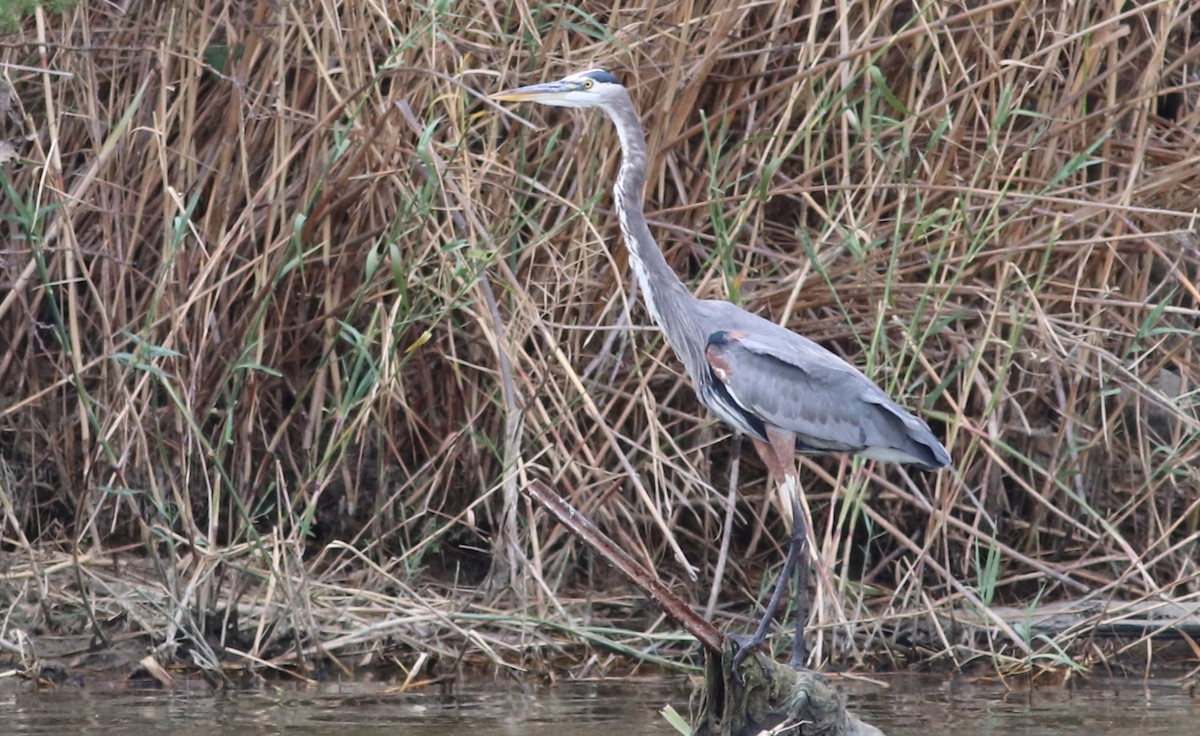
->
<box><xmin>492</xmin><ymin>69</ymin><xmax>951</xmax><ymax>670</ymax></box>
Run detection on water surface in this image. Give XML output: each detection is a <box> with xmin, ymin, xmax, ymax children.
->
<box><xmin>4</xmin><ymin>674</ymin><xmax>1195</xmax><ymax>735</ymax></box>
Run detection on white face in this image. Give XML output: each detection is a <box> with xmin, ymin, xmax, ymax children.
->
<box><xmin>491</xmin><ymin>69</ymin><xmax>625</xmax><ymax>110</ymax></box>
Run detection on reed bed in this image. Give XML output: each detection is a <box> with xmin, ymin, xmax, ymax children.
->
<box><xmin>1</xmin><ymin>0</ymin><xmax>1198</xmax><ymax>683</ymax></box>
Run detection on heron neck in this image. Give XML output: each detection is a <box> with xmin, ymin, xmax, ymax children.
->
<box><xmin>604</xmin><ymin>102</ymin><xmax>696</xmax><ymax>343</ymax></box>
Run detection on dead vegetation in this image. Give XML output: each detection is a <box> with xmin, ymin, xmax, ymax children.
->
<box><xmin>1</xmin><ymin>0</ymin><xmax>1199</xmax><ymax>684</ymax></box>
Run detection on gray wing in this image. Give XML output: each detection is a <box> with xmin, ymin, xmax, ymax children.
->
<box><xmin>703</xmin><ymin>320</ymin><xmax>950</xmax><ymax>469</ymax></box>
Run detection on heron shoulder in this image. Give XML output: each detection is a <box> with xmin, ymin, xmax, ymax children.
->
<box><xmin>695</xmin><ymin>299</ymin><xmax>870</xmax><ymax>381</ymax></box>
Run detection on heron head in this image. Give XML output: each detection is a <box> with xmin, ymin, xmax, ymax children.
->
<box><xmin>491</xmin><ymin>69</ymin><xmax>625</xmax><ymax>109</ymax></box>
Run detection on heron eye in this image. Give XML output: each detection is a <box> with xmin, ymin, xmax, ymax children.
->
<box><xmin>582</xmin><ymin>79</ymin><xmax>594</xmax><ymax>90</ymax></box>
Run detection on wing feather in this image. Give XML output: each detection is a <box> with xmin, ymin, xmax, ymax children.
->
<box><xmin>703</xmin><ymin>316</ymin><xmax>949</xmax><ymax>468</ymax></box>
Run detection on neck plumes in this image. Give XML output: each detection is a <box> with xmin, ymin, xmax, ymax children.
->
<box><xmin>602</xmin><ymin>99</ymin><xmax>702</xmax><ymax>372</ymax></box>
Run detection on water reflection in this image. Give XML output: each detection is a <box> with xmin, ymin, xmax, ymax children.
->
<box><xmin>854</xmin><ymin>675</ymin><xmax>1197</xmax><ymax>736</ymax></box>
<box><xmin>3</xmin><ymin>674</ymin><xmax>1195</xmax><ymax>735</ymax></box>
<box><xmin>5</xmin><ymin>679</ymin><xmax>687</xmax><ymax>736</ymax></box>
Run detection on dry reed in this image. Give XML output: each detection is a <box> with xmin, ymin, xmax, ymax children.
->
<box><xmin>1</xmin><ymin>0</ymin><xmax>1198</xmax><ymax>682</ymax></box>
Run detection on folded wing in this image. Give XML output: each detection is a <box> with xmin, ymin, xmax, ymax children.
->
<box><xmin>703</xmin><ymin>328</ymin><xmax>949</xmax><ymax>469</ymax></box>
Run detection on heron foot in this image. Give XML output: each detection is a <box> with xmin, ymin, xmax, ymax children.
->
<box><xmin>728</xmin><ymin>633</ymin><xmax>775</xmax><ymax>685</ymax></box>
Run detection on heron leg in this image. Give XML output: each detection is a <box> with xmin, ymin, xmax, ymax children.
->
<box><xmin>765</xmin><ymin>428</ymin><xmax>811</xmax><ymax>670</ymax></box>
<box><xmin>731</xmin><ymin>433</ymin><xmax>810</xmax><ymax>677</ymax></box>
<box><xmin>787</xmin><ymin>488</ymin><xmax>809</xmax><ymax>668</ymax></box>
<box><xmin>729</xmin><ymin>511</ymin><xmax>800</xmax><ymax>674</ymax></box>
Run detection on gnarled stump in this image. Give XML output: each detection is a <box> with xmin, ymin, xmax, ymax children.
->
<box><xmin>693</xmin><ymin>641</ymin><xmax>884</xmax><ymax>736</ymax></box>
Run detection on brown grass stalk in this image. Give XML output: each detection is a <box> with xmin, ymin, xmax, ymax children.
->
<box><xmin>1</xmin><ymin>0</ymin><xmax>1198</xmax><ymax>680</ymax></box>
